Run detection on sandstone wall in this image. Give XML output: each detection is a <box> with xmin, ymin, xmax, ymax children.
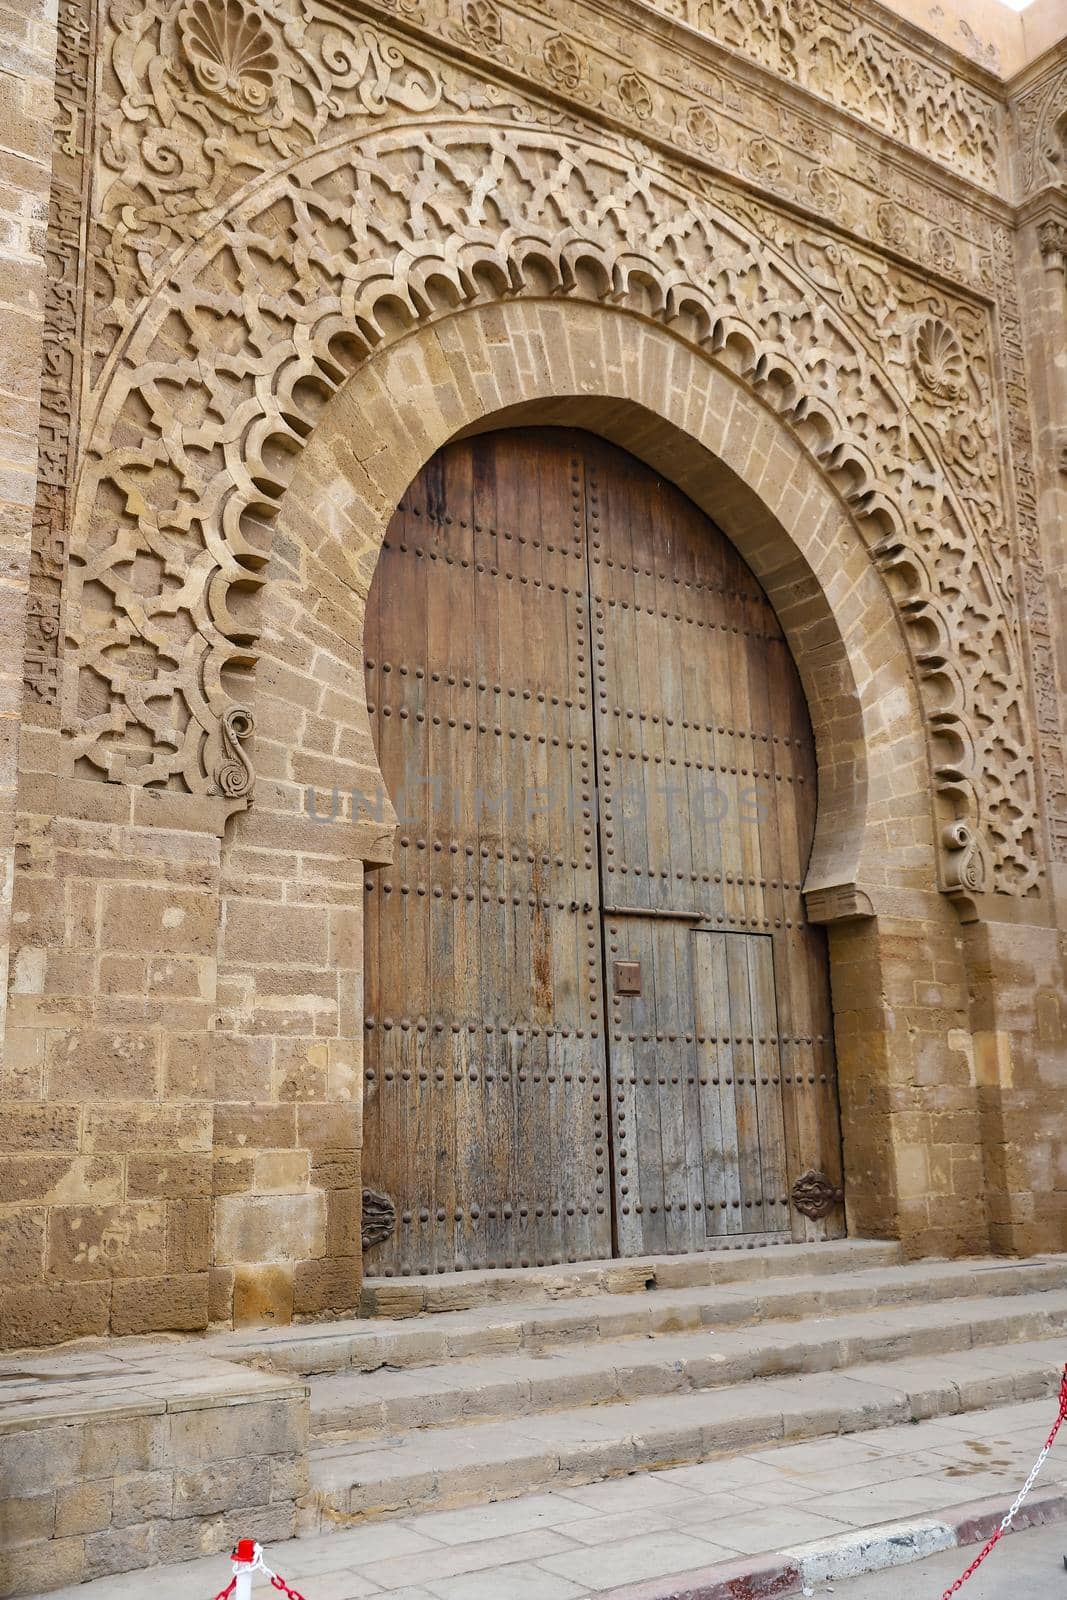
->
<box><xmin>1</xmin><ymin>0</ymin><xmax>1065</xmax><ymax>1344</ymax></box>
<box><xmin>0</xmin><ymin>0</ymin><xmax>55</xmax><ymax>1162</ymax></box>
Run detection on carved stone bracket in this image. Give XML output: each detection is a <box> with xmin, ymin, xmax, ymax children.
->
<box><xmin>804</xmin><ymin>885</ymin><xmax>875</xmax><ymax>924</ymax></box>
<box><xmin>1038</xmin><ymin>216</ymin><xmax>1067</xmax><ymax>277</ymax></box>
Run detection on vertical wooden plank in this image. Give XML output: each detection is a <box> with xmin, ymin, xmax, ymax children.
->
<box><xmin>675</xmin><ymin>921</ymin><xmax>705</xmax><ymax>1251</ymax></box>
<box><xmin>633</xmin><ymin>918</ymin><xmax>668</xmax><ymax>1254</ymax></box>
<box><xmin>711</xmin><ymin>930</ymin><xmax>742</xmax><ymax>1236</ymax></box>
<box><xmin>692</xmin><ymin>931</ymin><xmax>722</xmax><ymax>1241</ymax></box>
<box><xmin>604</xmin><ymin>914</ymin><xmax>641</xmax><ymax>1255</ymax></box>
<box><xmin>747</xmin><ymin>935</ymin><xmax>789</xmax><ymax>1233</ymax></box>
<box><xmin>724</xmin><ymin>933</ymin><xmax>764</xmax><ymax>1232</ymax></box>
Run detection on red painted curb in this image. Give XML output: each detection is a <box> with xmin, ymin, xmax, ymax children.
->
<box><xmin>597</xmin><ymin>1486</ymin><xmax>1067</xmax><ymax>1600</ymax></box>
<box><xmin>949</xmin><ymin>1487</ymin><xmax>1067</xmax><ymax>1545</ymax></box>
<box><xmin>597</xmin><ymin>1551</ymin><xmax>800</xmax><ymax>1600</ymax></box>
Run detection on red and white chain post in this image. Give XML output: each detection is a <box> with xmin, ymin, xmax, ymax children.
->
<box><xmin>211</xmin><ymin>1540</ymin><xmax>308</xmax><ymax>1600</ymax></box>
<box><xmin>940</xmin><ymin>1364</ymin><xmax>1067</xmax><ymax>1598</ymax></box>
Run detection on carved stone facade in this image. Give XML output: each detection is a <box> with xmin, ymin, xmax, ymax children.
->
<box><xmin>1</xmin><ymin>0</ymin><xmax>1065</xmax><ymax>1345</ymax></box>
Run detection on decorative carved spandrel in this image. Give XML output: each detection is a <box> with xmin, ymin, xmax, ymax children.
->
<box><xmin>64</xmin><ymin>119</ymin><xmax>1041</xmax><ymax>893</ymax></box>
<box><xmin>1015</xmin><ymin>63</ymin><xmax>1067</xmax><ymax>198</ymax></box>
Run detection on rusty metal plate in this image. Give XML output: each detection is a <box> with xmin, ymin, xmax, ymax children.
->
<box><xmin>613</xmin><ymin>960</ymin><xmax>642</xmax><ymax>995</ymax></box>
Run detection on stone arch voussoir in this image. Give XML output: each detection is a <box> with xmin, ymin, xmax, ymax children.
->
<box><xmin>261</xmin><ymin>300</ymin><xmax>929</xmax><ymax>918</ymax></box>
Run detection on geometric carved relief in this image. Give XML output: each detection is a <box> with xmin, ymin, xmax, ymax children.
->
<box><xmin>65</xmin><ymin>113</ymin><xmax>1040</xmax><ymax>898</ymax></box>
<box><xmin>60</xmin><ymin>101</ymin><xmax>1043</xmax><ymax>902</ymax></box>
<box><xmin>686</xmin><ymin>0</ymin><xmax>1001</xmax><ymax>187</ymax></box>
<box><xmin>22</xmin><ymin>0</ymin><xmax>1047</xmax><ymax>916</ymax></box>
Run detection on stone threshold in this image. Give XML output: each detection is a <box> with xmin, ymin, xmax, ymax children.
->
<box><xmin>357</xmin><ymin>1239</ymin><xmax>901</xmax><ymax>1318</ymax></box>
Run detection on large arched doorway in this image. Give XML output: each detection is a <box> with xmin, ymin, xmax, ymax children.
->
<box><xmin>362</xmin><ymin>428</ymin><xmax>844</xmax><ymax>1274</ymax></box>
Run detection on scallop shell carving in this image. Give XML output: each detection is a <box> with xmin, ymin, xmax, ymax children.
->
<box><xmin>178</xmin><ymin>0</ymin><xmax>281</xmax><ymax>115</ymax></box>
<box><xmin>914</xmin><ymin>316</ymin><xmax>966</xmax><ymax>402</ymax></box>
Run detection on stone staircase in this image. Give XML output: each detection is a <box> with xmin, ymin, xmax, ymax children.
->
<box><xmin>217</xmin><ymin>1241</ymin><xmax>1067</xmax><ymax>1536</ymax></box>
<box><xmin>6</xmin><ymin>1240</ymin><xmax>1067</xmax><ymax>1596</ymax></box>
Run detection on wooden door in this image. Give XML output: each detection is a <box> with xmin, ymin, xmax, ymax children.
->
<box><xmin>588</xmin><ymin>437</ymin><xmax>843</xmax><ymax>1251</ymax></box>
<box><xmin>362</xmin><ymin>432</ymin><xmax>609</xmax><ymax>1274</ymax></box>
<box><xmin>363</xmin><ymin>428</ymin><xmax>843</xmax><ymax>1275</ymax></box>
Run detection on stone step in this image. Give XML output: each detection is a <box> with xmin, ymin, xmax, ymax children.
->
<box><xmin>299</xmin><ymin>1335</ymin><xmax>1067</xmax><ymax>1531</ymax></box>
<box><xmin>357</xmin><ymin>1238</ymin><xmax>901</xmax><ymax>1318</ymax></box>
<box><xmin>224</xmin><ymin>1254</ymin><xmax>1065</xmax><ymax>1377</ymax></box>
<box><xmin>308</xmin><ymin>1287</ymin><xmax>1067</xmax><ymax>1439</ymax></box>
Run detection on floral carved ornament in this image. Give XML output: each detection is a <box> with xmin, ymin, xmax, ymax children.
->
<box><xmin>65</xmin><ymin>94</ymin><xmax>1039</xmax><ymax>901</ymax></box>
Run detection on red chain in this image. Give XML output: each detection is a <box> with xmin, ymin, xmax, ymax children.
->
<box><xmin>269</xmin><ymin>1575</ymin><xmax>308</xmax><ymax>1600</ymax></box>
<box><xmin>209</xmin><ymin>1569</ymin><xmax>307</xmax><ymax>1600</ymax></box>
<box><xmin>940</xmin><ymin>1366</ymin><xmax>1067</xmax><ymax>1599</ymax></box>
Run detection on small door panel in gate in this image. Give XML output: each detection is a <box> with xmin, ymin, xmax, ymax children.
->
<box><xmin>607</xmin><ymin>919</ymin><xmax>792</xmax><ymax>1255</ymax></box>
<box><xmin>692</xmin><ymin>931</ymin><xmax>790</xmax><ymax>1240</ymax></box>
<box><xmin>605</xmin><ymin>911</ymin><xmax>709</xmax><ymax>1256</ymax></box>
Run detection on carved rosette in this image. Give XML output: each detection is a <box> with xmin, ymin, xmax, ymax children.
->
<box><xmin>791</xmin><ymin>1170</ymin><xmax>844</xmax><ymax>1220</ymax></box>
<box><xmin>361</xmin><ymin>1188</ymin><xmax>397</xmax><ymax>1250</ymax></box>
<box><xmin>807</xmin><ymin>166</ymin><xmax>842</xmax><ymax>216</ymax></box>
<box><xmin>468</xmin><ymin>0</ymin><xmax>502</xmax><ymax>48</ymax></box>
<box><xmin>617</xmin><ymin>71</ymin><xmax>653</xmax><ymax>121</ymax></box>
<box><xmin>543</xmin><ymin>33</ymin><xmax>582</xmax><ymax>91</ymax></box>
<box><xmin>876</xmin><ymin>200</ymin><xmax>909</xmax><ymax>249</ymax></box>
<box><xmin>913</xmin><ymin>317</ymin><xmax>967</xmax><ymax>403</ymax></box>
<box><xmin>177</xmin><ymin>0</ymin><xmax>280</xmax><ymax>114</ymax></box>
<box><xmin>683</xmin><ymin>103</ymin><xmax>720</xmax><ymax>153</ymax></box>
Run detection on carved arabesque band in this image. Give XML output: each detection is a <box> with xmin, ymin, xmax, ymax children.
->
<box><xmin>64</xmin><ymin>120</ymin><xmax>1039</xmax><ymax>897</ymax></box>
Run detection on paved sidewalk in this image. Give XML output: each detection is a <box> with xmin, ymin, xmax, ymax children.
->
<box><xmin>29</xmin><ymin>1398</ymin><xmax>1067</xmax><ymax>1600</ymax></box>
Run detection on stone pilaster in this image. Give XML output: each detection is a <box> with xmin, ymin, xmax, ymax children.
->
<box><xmin>0</xmin><ymin>0</ymin><xmax>56</xmax><ymax>1089</ymax></box>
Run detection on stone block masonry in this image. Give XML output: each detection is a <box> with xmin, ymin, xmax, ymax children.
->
<box><xmin>0</xmin><ymin>0</ymin><xmax>1065</xmax><ymax>1344</ymax></box>
<box><xmin>0</xmin><ymin>1346</ymin><xmax>307</xmax><ymax>1599</ymax></box>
